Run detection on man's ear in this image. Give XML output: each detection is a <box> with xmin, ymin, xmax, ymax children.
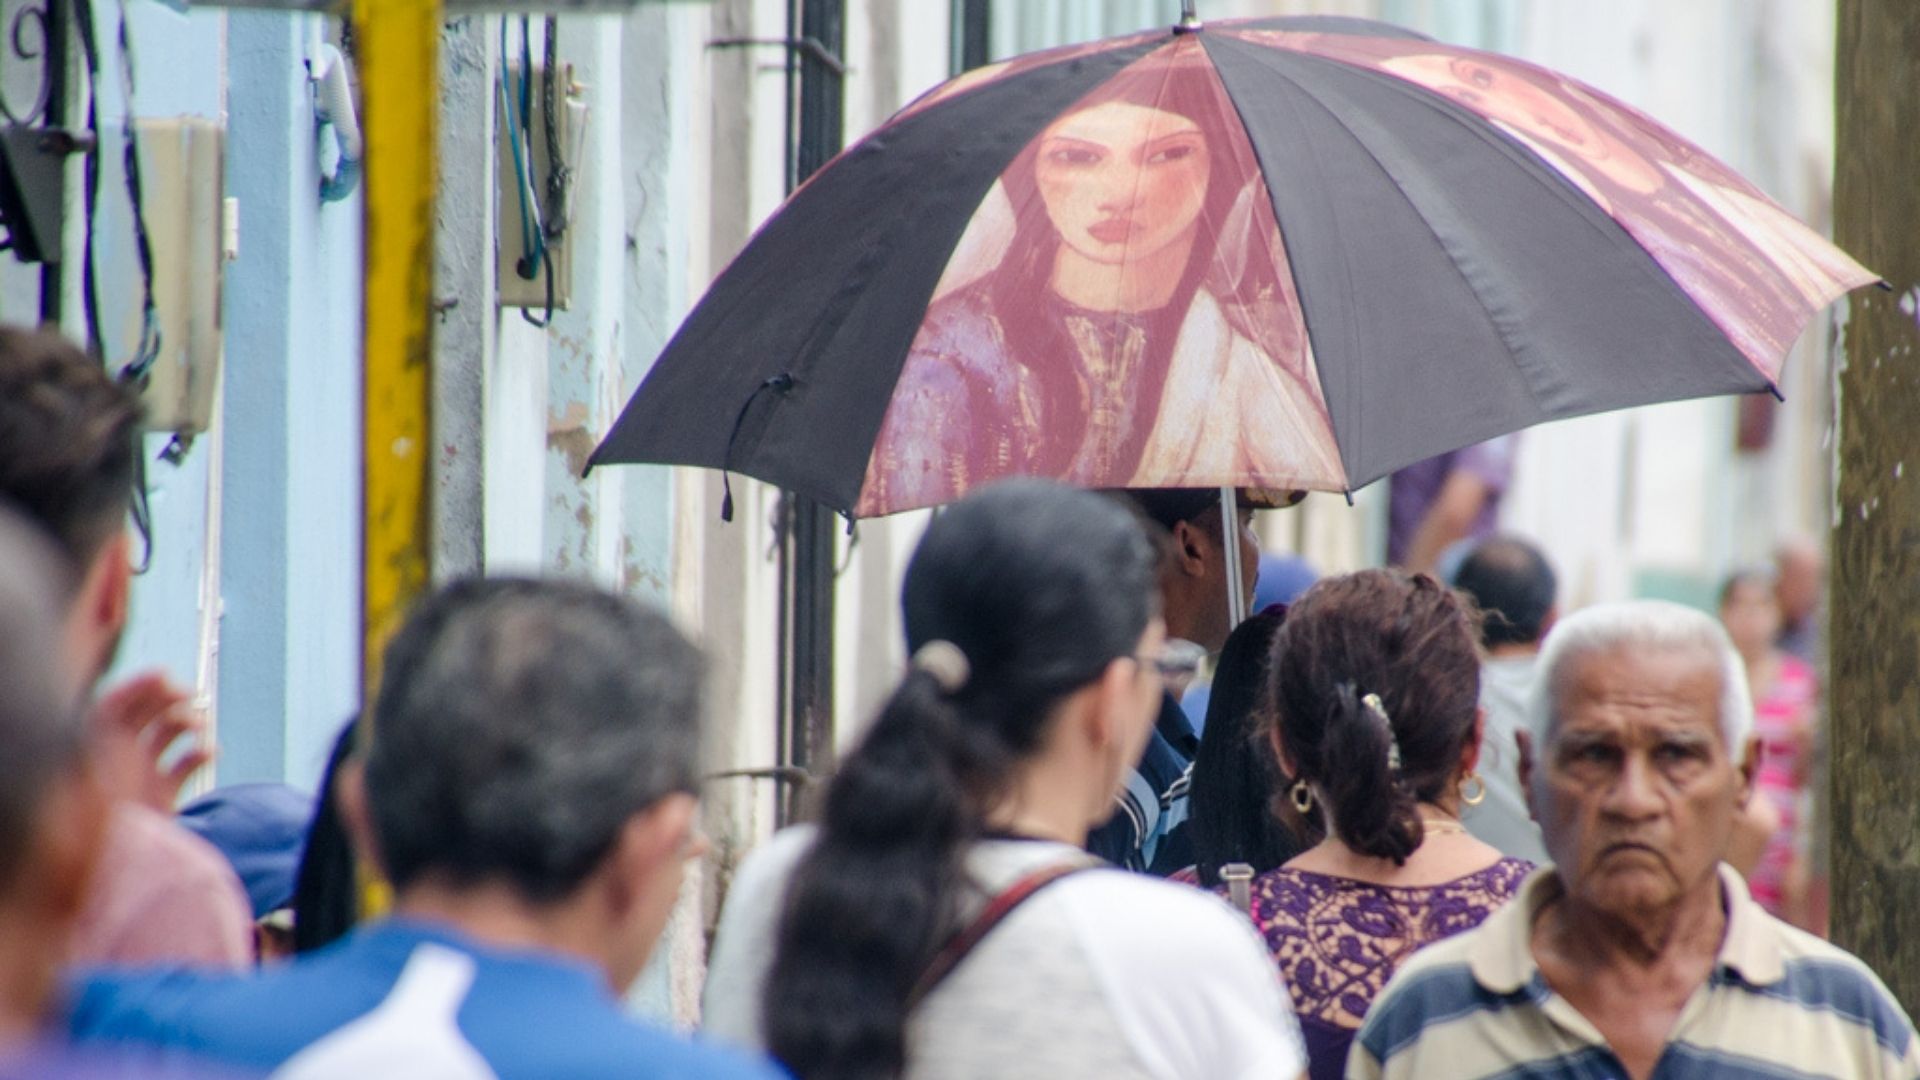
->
<box><xmin>1169</xmin><ymin>520</ymin><xmax>1210</xmax><ymax>579</ymax></box>
<box><xmin>85</xmin><ymin>532</ymin><xmax>132</xmax><ymax>640</ymax></box>
<box><xmin>606</xmin><ymin>794</ymin><xmax>699</xmax><ymax>913</ymax></box>
<box><xmin>64</xmin><ymin>532</ymin><xmax>132</xmax><ymax>681</ymax></box>
<box><xmin>1735</xmin><ymin>733</ymin><xmax>1762</xmax><ymax>806</ymax></box>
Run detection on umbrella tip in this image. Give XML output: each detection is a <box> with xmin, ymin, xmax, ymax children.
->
<box><xmin>1176</xmin><ymin>0</ymin><xmax>1202</xmax><ymax>32</ymax></box>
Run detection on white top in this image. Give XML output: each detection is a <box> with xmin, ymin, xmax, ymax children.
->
<box><xmin>1461</xmin><ymin>653</ymin><xmax>1550</xmax><ymax>865</ymax></box>
<box><xmin>703</xmin><ymin>827</ymin><xmax>1306</xmax><ymax>1080</ymax></box>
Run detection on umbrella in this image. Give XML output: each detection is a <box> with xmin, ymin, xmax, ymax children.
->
<box><xmin>590</xmin><ymin>11</ymin><xmax>1875</xmax><ymax>521</ymax></box>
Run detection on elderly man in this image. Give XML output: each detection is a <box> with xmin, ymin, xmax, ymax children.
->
<box><xmin>1352</xmin><ymin>601</ymin><xmax>1918</xmax><ymax>1080</ymax></box>
<box><xmin>70</xmin><ymin>578</ymin><xmax>781</xmax><ymax>1078</ymax></box>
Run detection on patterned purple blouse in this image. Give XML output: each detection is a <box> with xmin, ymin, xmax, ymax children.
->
<box><xmin>1251</xmin><ymin>858</ymin><xmax>1534</xmax><ymax>1080</ymax></box>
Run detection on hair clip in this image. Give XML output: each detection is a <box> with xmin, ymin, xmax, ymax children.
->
<box><xmin>1362</xmin><ymin>692</ymin><xmax>1403</xmax><ymax>770</ymax></box>
<box><xmin>912</xmin><ymin>640</ymin><xmax>971</xmax><ymax>695</ymax></box>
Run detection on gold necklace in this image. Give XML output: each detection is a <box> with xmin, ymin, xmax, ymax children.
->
<box><xmin>1417</xmin><ymin>817</ymin><xmax>1468</xmax><ymax>836</ymax></box>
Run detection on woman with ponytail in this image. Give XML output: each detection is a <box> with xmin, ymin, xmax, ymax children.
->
<box><xmin>702</xmin><ymin>479</ymin><xmax>1307</xmax><ymax>1080</ymax></box>
<box><xmin>1253</xmin><ymin>569</ymin><xmax>1532</xmax><ymax>1080</ymax></box>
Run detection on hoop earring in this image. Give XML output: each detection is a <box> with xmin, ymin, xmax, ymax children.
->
<box><xmin>1289</xmin><ymin>779</ymin><xmax>1314</xmax><ymax>815</ymax></box>
<box><xmin>1459</xmin><ymin>773</ymin><xmax>1487</xmax><ymax>807</ymax></box>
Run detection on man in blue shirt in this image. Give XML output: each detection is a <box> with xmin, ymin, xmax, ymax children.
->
<box><xmin>1089</xmin><ymin>488</ymin><xmax>1271</xmax><ymax>875</ymax></box>
<box><xmin>70</xmin><ymin>578</ymin><xmax>783</xmax><ymax>1079</ymax></box>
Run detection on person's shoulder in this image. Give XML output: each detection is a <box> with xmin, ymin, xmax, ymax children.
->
<box><xmin>1765</xmin><ymin>922</ymin><xmax>1918</xmax><ymax>1048</ymax></box>
<box><xmin>729</xmin><ymin>826</ymin><xmax>816</xmax><ymax>904</ymax></box>
<box><xmin>69</xmin><ymin>962</ymin><xmax>303</xmax><ymax>1056</ymax></box>
<box><xmin>1048</xmin><ymin>870</ymin><xmax>1262</xmax><ymax>960</ymax></box>
<box><xmin>1354</xmin><ymin>928</ymin><xmax>1511</xmax><ymax>1064</ymax></box>
<box><xmin>1483</xmin><ymin>857</ymin><xmax>1537</xmax><ymax>897</ymax></box>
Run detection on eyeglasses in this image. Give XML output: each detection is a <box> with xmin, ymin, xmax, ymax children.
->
<box><xmin>1137</xmin><ymin>638</ymin><xmax>1207</xmax><ymax>682</ymax></box>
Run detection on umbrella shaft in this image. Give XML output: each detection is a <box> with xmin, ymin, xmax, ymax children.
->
<box><xmin>1220</xmin><ymin>486</ymin><xmax>1246</xmax><ymax>631</ymax></box>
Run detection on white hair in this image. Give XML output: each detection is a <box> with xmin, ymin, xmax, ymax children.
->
<box><xmin>1529</xmin><ymin>600</ymin><xmax>1754</xmax><ymax>751</ymax></box>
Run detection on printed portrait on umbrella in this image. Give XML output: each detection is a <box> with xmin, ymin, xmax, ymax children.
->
<box><xmin>1266</xmin><ymin>30</ymin><xmax>1867</xmax><ymax>376</ymax></box>
<box><xmin>860</xmin><ymin>41</ymin><xmax>1343</xmax><ymax>516</ymax></box>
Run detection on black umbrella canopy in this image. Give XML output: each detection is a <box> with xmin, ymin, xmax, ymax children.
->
<box><xmin>592</xmin><ymin>15</ymin><xmax>1873</xmax><ymax>518</ymax></box>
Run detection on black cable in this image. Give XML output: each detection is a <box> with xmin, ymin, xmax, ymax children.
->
<box><xmin>113</xmin><ymin>1</ymin><xmax>162</xmax><ymax>383</ymax></box>
<box><xmin>74</xmin><ymin>0</ymin><xmax>104</xmax><ymax>362</ymax></box>
<box><xmin>511</xmin><ymin>18</ymin><xmax>553</xmax><ymax>329</ymax></box>
<box><xmin>540</xmin><ymin>17</ymin><xmax>569</xmax><ymax>241</ymax></box>
<box><xmin>518</xmin><ymin>243</ymin><xmax>555</xmax><ymax>329</ymax></box>
<box><xmin>74</xmin><ymin>0</ymin><xmax>164</xmax><ymax>571</ymax></box>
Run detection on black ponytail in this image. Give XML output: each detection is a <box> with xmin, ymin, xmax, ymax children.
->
<box><xmin>1317</xmin><ymin>683</ymin><xmax>1421</xmax><ymax>865</ymax></box>
<box><xmin>762</xmin><ymin>480</ymin><xmax>1159</xmax><ymax>1080</ymax></box>
<box><xmin>763</xmin><ymin>672</ymin><xmax>995</xmax><ymax>1080</ymax></box>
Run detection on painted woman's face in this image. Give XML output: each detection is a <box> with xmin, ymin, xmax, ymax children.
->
<box><xmin>1034</xmin><ymin>102</ymin><xmax>1212</xmax><ymax>267</ymax></box>
<box><xmin>1381</xmin><ymin>53</ymin><xmax>1661</xmax><ymax>195</ymax></box>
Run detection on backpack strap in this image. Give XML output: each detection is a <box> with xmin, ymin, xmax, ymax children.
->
<box><xmin>1220</xmin><ymin>862</ymin><xmax>1256</xmax><ymax>916</ymax></box>
<box><xmin>909</xmin><ymin>860</ymin><xmax>1094</xmax><ymax>1007</ymax></box>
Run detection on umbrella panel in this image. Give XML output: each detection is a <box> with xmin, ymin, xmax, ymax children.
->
<box><xmin>858</xmin><ymin>37</ymin><xmax>1348</xmax><ymax>517</ymax></box>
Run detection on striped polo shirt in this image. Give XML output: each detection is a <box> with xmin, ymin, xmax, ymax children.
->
<box><xmin>1350</xmin><ymin>864</ymin><xmax>1920</xmax><ymax>1079</ymax></box>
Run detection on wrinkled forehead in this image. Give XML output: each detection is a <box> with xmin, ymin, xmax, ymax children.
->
<box><xmin>1549</xmin><ymin>642</ymin><xmax>1724</xmax><ymax>742</ymax></box>
<box><xmin>1044</xmin><ymin>101</ymin><xmax>1203</xmax><ymax>147</ymax></box>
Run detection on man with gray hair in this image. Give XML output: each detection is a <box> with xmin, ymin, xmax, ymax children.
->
<box><xmin>1352</xmin><ymin>600</ymin><xmax>1918</xmax><ymax>1079</ymax></box>
<box><xmin>69</xmin><ymin>577</ymin><xmax>782</xmax><ymax>1078</ymax></box>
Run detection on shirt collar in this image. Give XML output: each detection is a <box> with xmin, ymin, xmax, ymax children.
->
<box><xmin>1157</xmin><ymin>692</ymin><xmax>1199</xmax><ymax>758</ymax></box>
<box><xmin>358</xmin><ymin>917</ymin><xmax>613</xmax><ymax>995</ymax></box>
<box><xmin>1468</xmin><ymin>862</ymin><xmax>1785</xmax><ymax>995</ymax></box>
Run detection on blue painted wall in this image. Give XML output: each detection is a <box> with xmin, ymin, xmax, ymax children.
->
<box><xmin>218</xmin><ymin>11</ymin><xmax>363</xmax><ymax>792</ymax></box>
<box><xmin>88</xmin><ymin>6</ymin><xmax>360</xmax><ymax>795</ymax></box>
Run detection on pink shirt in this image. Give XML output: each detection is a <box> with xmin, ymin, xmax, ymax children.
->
<box><xmin>68</xmin><ymin>804</ymin><xmax>253</xmax><ymax>969</ymax></box>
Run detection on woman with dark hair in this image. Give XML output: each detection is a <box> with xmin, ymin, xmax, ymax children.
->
<box><xmin>1253</xmin><ymin>570</ymin><xmax>1531</xmax><ymax>1080</ymax></box>
<box><xmin>1172</xmin><ymin>606</ymin><xmax>1309</xmax><ymax>889</ymax></box>
<box><xmin>290</xmin><ymin>719</ymin><xmax>360</xmax><ymax>955</ymax></box>
<box><xmin>860</xmin><ymin>43</ymin><xmax>1341</xmax><ymax>514</ymax></box>
<box><xmin>703</xmin><ymin>480</ymin><xmax>1307</xmax><ymax>1080</ymax></box>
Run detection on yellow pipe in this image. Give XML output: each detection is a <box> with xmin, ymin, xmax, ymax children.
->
<box><xmin>353</xmin><ymin>0</ymin><xmax>441</xmax><ymax>920</ymax></box>
<box><xmin>356</xmin><ymin>0</ymin><xmax>440</xmax><ymax>697</ymax></box>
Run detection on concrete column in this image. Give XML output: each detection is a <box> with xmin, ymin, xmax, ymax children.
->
<box><xmin>432</xmin><ymin>16</ymin><xmax>495</xmax><ymax>582</ymax></box>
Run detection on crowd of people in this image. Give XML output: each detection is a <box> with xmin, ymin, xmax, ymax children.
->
<box><xmin>0</xmin><ymin>321</ymin><xmax>1906</xmax><ymax>1079</ymax></box>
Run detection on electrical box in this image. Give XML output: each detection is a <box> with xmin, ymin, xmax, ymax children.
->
<box><xmin>497</xmin><ymin>63</ymin><xmax>587</xmax><ymax>312</ymax></box>
<box><xmin>134</xmin><ymin>118</ymin><xmax>227</xmax><ymax>436</ymax></box>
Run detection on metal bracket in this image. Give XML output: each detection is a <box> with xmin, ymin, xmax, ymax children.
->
<box><xmin>0</xmin><ymin>126</ymin><xmax>92</xmax><ymax>263</ymax></box>
<box><xmin>707</xmin><ymin>36</ymin><xmax>847</xmax><ymax>76</ymax></box>
<box><xmin>703</xmin><ymin>765</ymin><xmax>815</xmax><ymax>788</ymax></box>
